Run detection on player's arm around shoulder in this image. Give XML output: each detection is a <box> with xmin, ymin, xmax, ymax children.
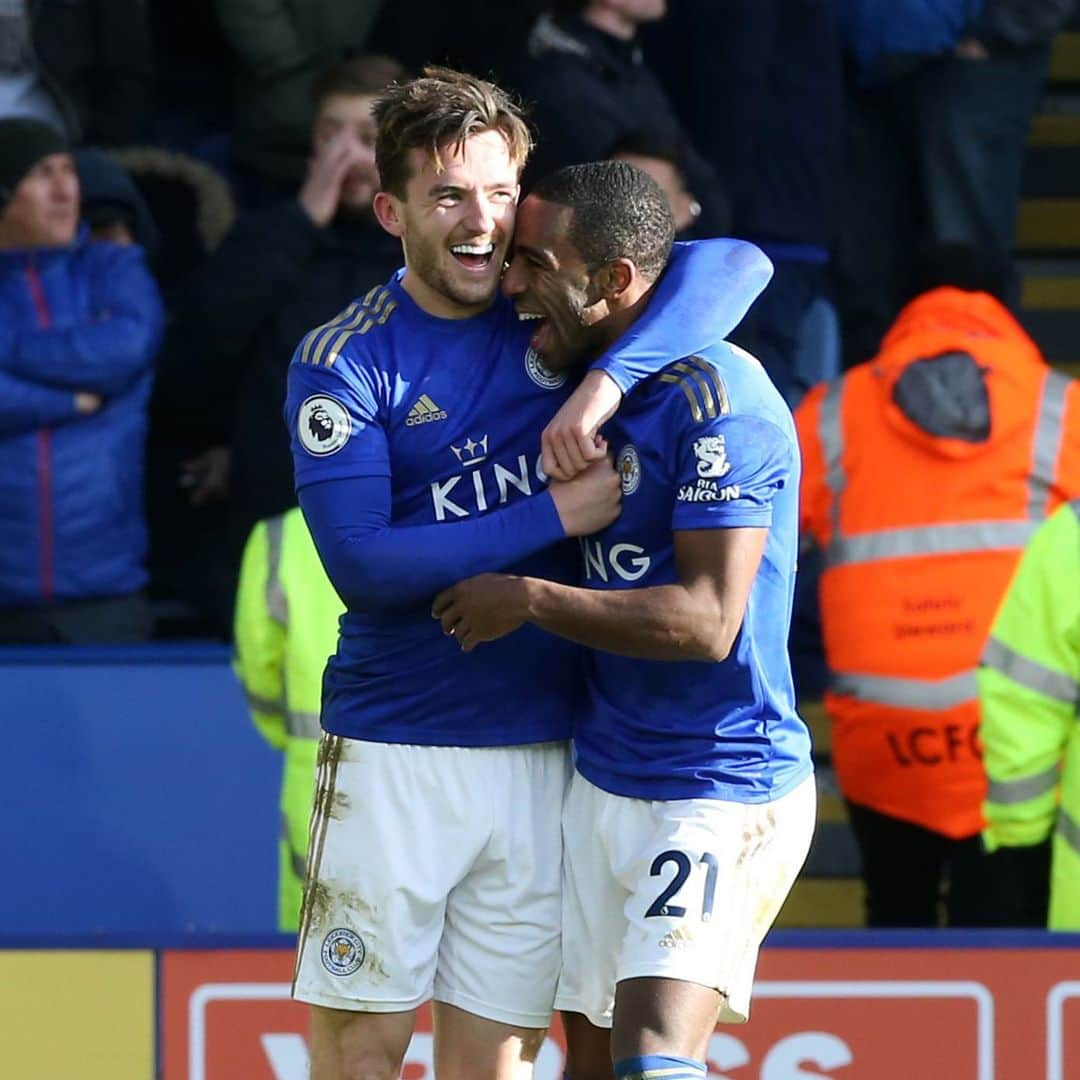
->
<box><xmin>540</xmin><ymin>239</ymin><xmax>773</xmax><ymax>481</ymax></box>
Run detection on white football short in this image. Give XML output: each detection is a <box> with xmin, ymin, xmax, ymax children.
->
<box><xmin>555</xmin><ymin>770</ymin><xmax>815</xmax><ymax>1026</ymax></box>
<box><xmin>293</xmin><ymin>735</ymin><xmax>570</xmax><ymax>1028</ymax></box>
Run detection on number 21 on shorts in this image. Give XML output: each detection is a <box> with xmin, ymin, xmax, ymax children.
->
<box><xmin>645</xmin><ymin>850</ymin><xmax>719</xmax><ymax>921</ymax></box>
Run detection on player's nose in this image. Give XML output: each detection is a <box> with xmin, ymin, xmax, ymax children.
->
<box><xmin>461</xmin><ymin>193</ymin><xmax>497</xmax><ymax>236</ymax></box>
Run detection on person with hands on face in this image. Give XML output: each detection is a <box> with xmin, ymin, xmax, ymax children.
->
<box><xmin>434</xmin><ymin>161</ymin><xmax>812</xmax><ymax>1080</ymax></box>
<box><xmin>298</xmin><ymin>66</ymin><xmax>384</xmax><ymax>228</ymax></box>
<box><xmin>179</xmin><ymin>54</ymin><xmax>406</xmax><ymax>553</ymax></box>
<box><xmin>283</xmin><ymin>67</ymin><xmax>772</xmax><ymax>1080</ymax></box>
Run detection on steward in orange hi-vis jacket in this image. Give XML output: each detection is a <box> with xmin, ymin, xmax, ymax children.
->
<box><xmin>796</xmin><ymin>258</ymin><xmax>1080</xmax><ymax>927</ymax></box>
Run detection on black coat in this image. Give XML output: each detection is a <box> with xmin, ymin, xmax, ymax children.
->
<box><xmin>516</xmin><ymin>13</ymin><xmax>729</xmax><ymax>235</ymax></box>
<box><xmin>644</xmin><ymin>0</ymin><xmax>844</xmax><ymax>250</ymax></box>
<box><xmin>177</xmin><ymin>200</ymin><xmax>402</xmax><ymax>532</ymax></box>
<box><xmin>31</xmin><ymin>0</ymin><xmax>155</xmax><ymax>145</ymax></box>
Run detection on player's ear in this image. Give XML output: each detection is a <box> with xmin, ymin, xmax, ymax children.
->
<box><xmin>597</xmin><ymin>258</ymin><xmax>635</xmax><ymax>303</ymax></box>
<box><xmin>373</xmin><ymin>191</ymin><xmax>404</xmax><ymax>238</ymax></box>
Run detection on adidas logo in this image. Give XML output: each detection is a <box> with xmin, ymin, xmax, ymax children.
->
<box><xmin>406</xmin><ymin>394</ymin><xmax>448</xmax><ymax>426</ymax></box>
<box><xmin>658</xmin><ymin>927</ymin><xmax>696</xmax><ymax>949</ymax></box>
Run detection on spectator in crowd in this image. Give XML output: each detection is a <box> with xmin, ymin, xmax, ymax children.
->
<box><xmin>833</xmin><ymin>0</ymin><xmax>1075</xmax><ymax>367</ymax></box>
<box><xmin>978</xmin><ymin>499</ymin><xmax>1080</xmax><ymax>931</ymax></box>
<box><xmin>795</xmin><ymin>246</ymin><xmax>1080</xmax><ymax>927</ymax></box>
<box><xmin>643</xmin><ymin>0</ymin><xmax>844</xmax><ymax>405</ymax></box>
<box><xmin>181</xmin><ymin>53</ymin><xmax>405</xmax><ymax>563</ymax></box>
<box><xmin>73</xmin><ymin>146</ymin><xmax>237</xmax><ymax>637</ymax></box>
<box><xmin>75</xmin><ymin>147</ymin><xmax>160</xmax><ymax>255</ymax></box>
<box><xmin>87</xmin><ymin>146</ymin><xmax>239</xmax><ymax>637</ymax></box>
<box><xmin>234</xmin><ymin>507</ymin><xmax>343</xmax><ymax>930</ymax></box>
<box><xmin>215</xmin><ymin>0</ymin><xmax>386</xmax><ymax>190</ymax></box>
<box><xmin>0</xmin><ymin>118</ymin><xmax>164</xmax><ymax>644</ymax></box>
<box><xmin>108</xmin><ymin>145</ymin><xmax>236</xmax><ymax>295</ymax></box>
<box><xmin>516</xmin><ymin>0</ymin><xmax>728</xmax><ymax>233</ymax></box>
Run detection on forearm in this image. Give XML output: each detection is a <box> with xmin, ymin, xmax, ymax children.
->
<box><xmin>519</xmin><ymin>578</ymin><xmax>730</xmax><ymax>661</ymax></box>
<box><xmin>0</xmin><ymin>369</ymin><xmax>79</xmax><ymax>434</ymax></box>
<box><xmin>8</xmin><ymin>317</ymin><xmax>157</xmax><ymax>394</ymax></box>
<box><xmin>592</xmin><ymin>238</ymin><xmax>773</xmax><ymax>394</ymax></box>
<box><xmin>301</xmin><ymin>481</ymin><xmax>566</xmax><ymax>613</ymax></box>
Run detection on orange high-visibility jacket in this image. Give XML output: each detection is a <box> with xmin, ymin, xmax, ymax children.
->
<box><xmin>797</xmin><ymin>287</ymin><xmax>1080</xmax><ymax>838</ymax></box>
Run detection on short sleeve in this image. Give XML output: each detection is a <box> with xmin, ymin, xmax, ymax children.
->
<box><xmin>285</xmin><ymin>347</ymin><xmax>390</xmax><ymax>491</ymax></box>
<box><xmin>672</xmin><ymin>412</ymin><xmax>794</xmax><ymax>531</ymax></box>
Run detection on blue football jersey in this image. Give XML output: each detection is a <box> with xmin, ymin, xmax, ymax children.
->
<box><xmin>575</xmin><ymin>343</ymin><xmax>813</xmax><ymax>801</ymax></box>
<box><xmin>286</xmin><ymin>273</ymin><xmax>583</xmax><ymax>746</ymax></box>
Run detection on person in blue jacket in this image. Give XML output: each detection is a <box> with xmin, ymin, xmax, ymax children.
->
<box><xmin>834</xmin><ymin>0</ymin><xmax>1075</xmax><ymax>366</ymax></box>
<box><xmin>0</xmin><ymin>118</ymin><xmax>165</xmax><ymax>643</ymax></box>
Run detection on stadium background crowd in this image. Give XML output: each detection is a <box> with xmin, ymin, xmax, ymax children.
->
<box><xmin>2</xmin><ymin>0</ymin><xmax>1078</xmax><ymax>931</ymax></box>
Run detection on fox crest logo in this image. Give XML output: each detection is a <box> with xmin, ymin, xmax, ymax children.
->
<box><xmin>617</xmin><ymin>444</ymin><xmax>641</xmax><ymax>495</ymax></box>
<box><xmin>525</xmin><ymin>347</ymin><xmax>567</xmax><ymax>390</ymax></box>
<box><xmin>693</xmin><ymin>435</ymin><xmax>731</xmax><ymax>479</ymax></box>
<box><xmin>321</xmin><ymin>928</ymin><xmax>366</xmax><ymax>976</ymax></box>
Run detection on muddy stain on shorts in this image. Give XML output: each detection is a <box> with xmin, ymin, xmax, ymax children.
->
<box><xmin>329</xmin><ymin>789</ymin><xmax>352</xmax><ymax>820</ymax></box>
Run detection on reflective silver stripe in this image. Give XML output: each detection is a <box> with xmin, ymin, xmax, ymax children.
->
<box><xmin>1028</xmin><ymin>370</ymin><xmax>1071</xmax><ymax>518</ymax></box>
<box><xmin>287</xmin><ymin>709</ymin><xmax>323</xmax><ymax>740</ymax></box>
<box><xmin>819</xmin><ymin>379</ymin><xmax>845</xmax><ymax>539</ymax></box>
<box><xmin>265</xmin><ymin>515</ymin><xmax>288</xmax><ymax>625</ymax></box>
<box><xmin>828</xmin><ymin>519</ymin><xmax>1038</xmax><ymax>566</ymax></box>
<box><xmin>1071</xmin><ymin>498</ymin><xmax>1080</xmax><ymax>518</ymax></box>
<box><xmin>246</xmin><ymin>689</ymin><xmax>285</xmax><ymax>717</ymax></box>
<box><xmin>831</xmin><ymin>669</ymin><xmax>977</xmax><ymax>709</ymax></box>
<box><xmin>982</xmin><ymin>636</ymin><xmax>1080</xmax><ymax>706</ymax></box>
<box><xmin>987</xmin><ymin>765</ymin><xmax>1060</xmax><ymax>805</ymax></box>
<box><xmin>1058</xmin><ymin>807</ymin><xmax>1080</xmax><ymax>855</ymax></box>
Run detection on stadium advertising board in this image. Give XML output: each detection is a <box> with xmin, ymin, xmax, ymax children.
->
<box><xmin>0</xmin><ymin>951</ymin><xmax>154</xmax><ymax>1080</ymax></box>
<box><xmin>162</xmin><ymin>946</ymin><xmax>1080</xmax><ymax>1079</ymax></box>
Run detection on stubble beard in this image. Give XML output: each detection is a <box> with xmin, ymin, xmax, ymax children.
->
<box><xmin>407</xmin><ymin>234</ymin><xmax>500</xmax><ymax>311</ymax></box>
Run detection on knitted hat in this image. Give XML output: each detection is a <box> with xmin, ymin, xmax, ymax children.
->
<box><xmin>0</xmin><ymin>118</ymin><xmax>69</xmax><ymax>210</ymax></box>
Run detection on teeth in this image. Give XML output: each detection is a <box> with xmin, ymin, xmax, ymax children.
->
<box><xmin>450</xmin><ymin>243</ymin><xmax>494</xmax><ymax>255</ymax></box>
<box><xmin>517</xmin><ymin>312</ymin><xmax>545</xmax><ymax>321</ymax></box>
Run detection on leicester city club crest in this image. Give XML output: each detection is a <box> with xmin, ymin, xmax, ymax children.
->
<box><xmin>525</xmin><ymin>347</ymin><xmax>567</xmax><ymax>389</ymax></box>
<box><xmin>321</xmin><ymin>928</ymin><xmax>366</xmax><ymax>976</ymax></box>
<box><xmin>617</xmin><ymin>444</ymin><xmax>641</xmax><ymax>495</ymax></box>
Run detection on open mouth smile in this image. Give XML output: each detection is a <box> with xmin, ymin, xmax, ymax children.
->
<box><xmin>450</xmin><ymin>242</ymin><xmax>496</xmax><ymax>271</ymax></box>
<box><xmin>517</xmin><ymin>308</ymin><xmax>552</xmax><ymax>353</ymax></box>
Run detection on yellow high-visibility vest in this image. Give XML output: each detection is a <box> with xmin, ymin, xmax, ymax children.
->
<box><xmin>234</xmin><ymin>508</ymin><xmax>344</xmax><ymax>931</ymax></box>
<box><xmin>979</xmin><ymin>500</ymin><xmax>1080</xmax><ymax>930</ymax></box>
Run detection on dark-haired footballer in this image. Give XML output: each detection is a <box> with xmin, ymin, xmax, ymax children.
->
<box><xmin>435</xmin><ymin>161</ymin><xmax>814</xmax><ymax>1080</ymax></box>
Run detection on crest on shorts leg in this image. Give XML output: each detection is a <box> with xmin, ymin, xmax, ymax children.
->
<box><xmin>321</xmin><ymin>928</ymin><xmax>366</xmax><ymax>976</ymax></box>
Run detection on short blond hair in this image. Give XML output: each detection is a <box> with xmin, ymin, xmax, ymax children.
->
<box><xmin>374</xmin><ymin>66</ymin><xmax>533</xmax><ymax>198</ymax></box>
